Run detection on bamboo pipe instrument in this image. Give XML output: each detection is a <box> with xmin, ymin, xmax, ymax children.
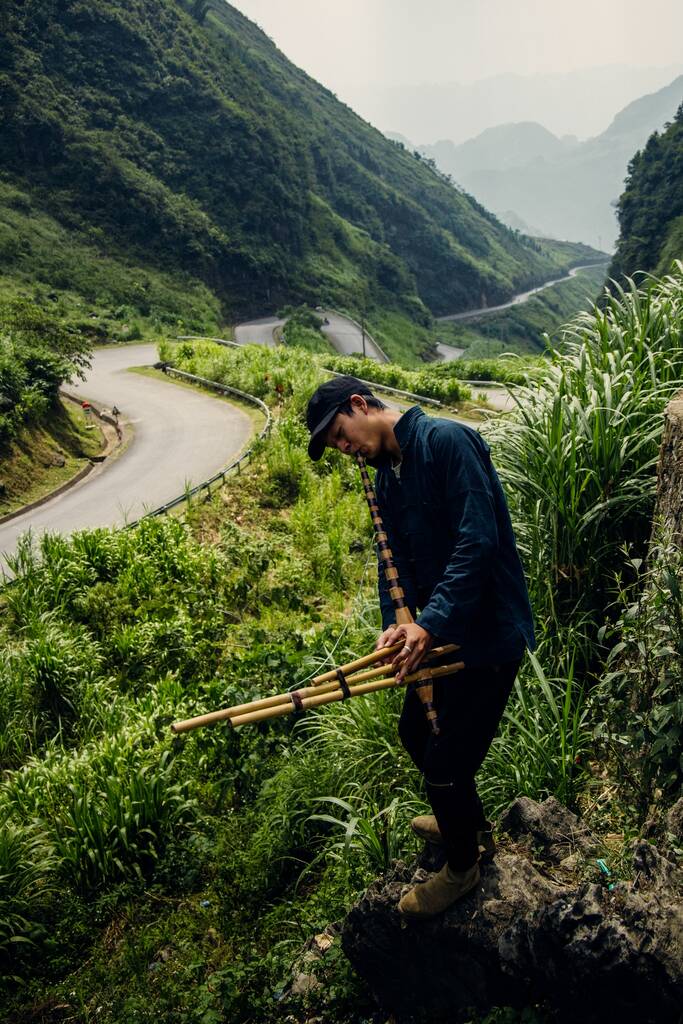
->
<box><xmin>170</xmin><ymin>643</ymin><xmax>459</xmax><ymax>734</ymax></box>
<box><xmin>229</xmin><ymin>661</ymin><xmax>464</xmax><ymax>728</ymax></box>
<box><xmin>355</xmin><ymin>454</ymin><xmax>440</xmax><ymax>733</ymax></box>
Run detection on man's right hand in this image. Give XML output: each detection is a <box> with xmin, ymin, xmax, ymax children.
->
<box><xmin>375</xmin><ymin>625</ymin><xmax>402</xmax><ymax>662</ymax></box>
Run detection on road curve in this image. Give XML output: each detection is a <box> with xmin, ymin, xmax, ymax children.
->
<box><xmin>320</xmin><ymin>309</ymin><xmax>387</xmax><ymax>362</ymax></box>
<box><xmin>0</xmin><ymin>344</ymin><xmax>252</xmax><ymax>570</ymax></box>
<box><xmin>437</xmin><ymin>262</ymin><xmax>609</xmax><ymax>325</ymax></box>
<box><xmin>233</xmin><ymin>316</ymin><xmax>284</xmax><ymax>347</ymax></box>
<box><xmin>233</xmin><ymin>309</ymin><xmax>387</xmax><ymax>363</ymax></box>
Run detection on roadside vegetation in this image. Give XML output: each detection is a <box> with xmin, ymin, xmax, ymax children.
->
<box><xmin>0</xmin><ymin>398</ymin><xmax>104</xmax><ymax>516</ymax></box>
<box><xmin>1</xmin><ymin>265</ymin><xmax>682</xmax><ymax>1022</ymax></box>
<box><xmin>278</xmin><ymin>306</ymin><xmax>333</xmax><ymax>355</ymax></box>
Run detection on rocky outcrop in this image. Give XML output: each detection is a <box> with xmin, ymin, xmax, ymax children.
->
<box><xmin>341</xmin><ymin>798</ymin><xmax>683</xmax><ymax>1023</ymax></box>
<box><xmin>653</xmin><ymin>393</ymin><xmax>683</xmax><ymax>546</ymax></box>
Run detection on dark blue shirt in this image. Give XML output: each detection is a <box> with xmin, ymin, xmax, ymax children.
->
<box><xmin>374</xmin><ymin>406</ymin><xmax>534</xmax><ymax>667</ymax></box>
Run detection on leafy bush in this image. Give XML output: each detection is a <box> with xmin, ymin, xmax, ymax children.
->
<box><xmin>1</xmin><ymin>729</ymin><xmax>195</xmax><ymax>892</ymax></box>
<box><xmin>595</xmin><ymin>542</ymin><xmax>683</xmax><ymax>814</ymax></box>
<box><xmin>0</xmin><ymin>611</ymin><xmax>110</xmax><ymax>767</ymax></box>
<box><xmin>0</xmin><ymin>298</ymin><xmax>91</xmax><ymax>446</ymax></box>
<box><xmin>158</xmin><ymin>338</ymin><xmax>325</xmax><ymax>412</ymax></box>
<box><xmin>429</xmin><ymin>355</ymin><xmax>546</xmax><ymax>385</ymax></box>
<box><xmin>320</xmin><ymin>354</ymin><xmax>469</xmax><ymax>403</ymax></box>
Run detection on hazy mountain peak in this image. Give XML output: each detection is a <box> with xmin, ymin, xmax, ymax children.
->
<box><xmin>603</xmin><ymin>74</ymin><xmax>683</xmax><ymax>138</ymax></box>
<box><xmin>414</xmin><ymin>73</ymin><xmax>683</xmax><ymax>250</ymax></box>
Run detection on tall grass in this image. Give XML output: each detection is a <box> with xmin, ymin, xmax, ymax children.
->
<box><xmin>487</xmin><ymin>264</ymin><xmax>683</xmax><ymax>669</ymax></box>
<box><xmin>0</xmin><ymin>821</ymin><xmax>56</xmax><ymax>957</ymax></box>
<box><xmin>480</xmin><ymin>653</ymin><xmax>590</xmax><ymax>814</ymax></box>
<box><xmin>596</xmin><ymin>540</ymin><xmax>683</xmax><ymax>812</ymax></box>
<box><xmin>1</xmin><ymin>728</ymin><xmax>194</xmax><ymax>892</ymax></box>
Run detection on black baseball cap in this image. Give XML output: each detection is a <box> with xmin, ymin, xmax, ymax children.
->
<box><xmin>306</xmin><ymin>375</ymin><xmax>374</xmax><ymax>460</ymax></box>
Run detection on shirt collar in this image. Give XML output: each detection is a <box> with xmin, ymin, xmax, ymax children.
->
<box><xmin>392</xmin><ymin>405</ymin><xmax>424</xmax><ymax>454</ymax></box>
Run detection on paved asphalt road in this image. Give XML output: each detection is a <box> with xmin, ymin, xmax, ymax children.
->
<box><xmin>437</xmin><ymin>262</ymin><xmax>608</xmax><ymax>325</ymax></box>
<box><xmin>233</xmin><ymin>310</ymin><xmax>387</xmax><ymax>362</ymax></box>
<box><xmin>233</xmin><ymin>316</ymin><xmax>284</xmax><ymax>347</ymax></box>
<box><xmin>0</xmin><ymin>344</ymin><xmax>252</xmax><ymax>570</ymax></box>
<box><xmin>435</xmin><ymin>342</ymin><xmax>466</xmax><ymax>362</ymax></box>
<box><xmin>320</xmin><ymin>310</ymin><xmax>387</xmax><ymax>362</ymax></box>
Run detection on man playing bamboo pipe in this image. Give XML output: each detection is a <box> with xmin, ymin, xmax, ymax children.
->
<box><xmin>306</xmin><ymin>376</ymin><xmax>534</xmax><ymax>919</ymax></box>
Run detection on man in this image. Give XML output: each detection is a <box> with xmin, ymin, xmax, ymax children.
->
<box><xmin>306</xmin><ymin>376</ymin><xmax>534</xmax><ymax>918</ymax></box>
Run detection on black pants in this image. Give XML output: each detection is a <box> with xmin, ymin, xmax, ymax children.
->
<box><xmin>398</xmin><ymin>658</ymin><xmax>521</xmax><ymax>871</ymax></box>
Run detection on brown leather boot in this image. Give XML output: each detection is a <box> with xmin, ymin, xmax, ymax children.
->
<box><xmin>410</xmin><ymin>814</ymin><xmax>442</xmax><ymax>844</ymax></box>
<box><xmin>410</xmin><ymin>815</ymin><xmax>496</xmax><ymax>862</ymax></box>
<box><xmin>398</xmin><ymin>860</ymin><xmax>480</xmax><ymax>918</ymax></box>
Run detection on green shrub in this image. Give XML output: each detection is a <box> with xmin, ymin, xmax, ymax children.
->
<box><xmin>0</xmin><ymin>820</ymin><xmax>56</xmax><ymax>957</ymax></box>
<box><xmin>0</xmin><ymin>298</ymin><xmax>91</xmax><ymax>447</ymax></box>
<box><xmin>320</xmin><ymin>354</ymin><xmax>470</xmax><ymax>404</ymax></box>
<box><xmin>1</xmin><ymin>730</ymin><xmax>195</xmax><ymax>892</ymax></box>
<box><xmin>595</xmin><ymin>542</ymin><xmax>683</xmax><ymax>814</ymax></box>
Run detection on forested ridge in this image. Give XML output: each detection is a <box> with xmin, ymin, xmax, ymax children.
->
<box><xmin>610</xmin><ymin>101</ymin><xmax>683</xmax><ymax>279</ymax></box>
<box><xmin>0</xmin><ymin>0</ymin><xmax>594</xmax><ymax>329</ymax></box>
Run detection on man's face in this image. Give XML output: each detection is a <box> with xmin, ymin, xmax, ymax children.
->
<box><xmin>325</xmin><ymin>398</ymin><xmax>382</xmax><ymax>459</ymax></box>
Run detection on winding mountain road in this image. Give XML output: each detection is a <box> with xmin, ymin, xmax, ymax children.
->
<box><xmin>233</xmin><ymin>309</ymin><xmax>387</xmax><ymax>362</ymax></box>
<box><xmin>320</xmin><ymin>310</ymin><xmax>387</xmax><ymax>362</ymax></box>
<box><xmin>0</xmin><ymin>344</ymin><xmax>252</xmax><ymax>570</ymax></box>
<box><xmin>234</xmin><ymin>316</ymin><xmax>284</xmax><ymax>348</ymax></box>
<box><xmin>437</xmin><ymin>262</ymin><xmax>608</xmax><ymax>325</ymax></box>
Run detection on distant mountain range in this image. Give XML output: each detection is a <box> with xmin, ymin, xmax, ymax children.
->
<box><xmin>355</xmin><ymin>64</ymin><xmax>683</xmax><ymax>147</ymax></box>
<box><xmin>391</xmin><ymin>75</ymin><xmax>683</xmax><ymax>250</ymax></box>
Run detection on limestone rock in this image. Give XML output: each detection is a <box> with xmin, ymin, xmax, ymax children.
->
<box><xmin>499</xmin><ymin>795</ymin><xmax>594</xmax><ymax>862</ymax></box>
<box><xmin>653</xmin><ymin>394</ymin><xmax>683</xmax><ymax>545</ymax></box>
<box><xmin>665</xmin><ymin>796</ymin><xmax>683</xmax><ymax>849</ymax></box>
<box><xmin>341</xmin><ymin>798</ymin><xmax>682</xmax><ymax>1023</ymax></box>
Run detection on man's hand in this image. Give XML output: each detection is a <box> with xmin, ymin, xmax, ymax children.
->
<box><xmin>375</xmin><ymin>622</ymin><xmax>434</xmax><ymax>681</ymax></box>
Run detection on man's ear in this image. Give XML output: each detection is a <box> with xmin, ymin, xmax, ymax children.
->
<box><xmin>350</xmin><ymin>394</ymin><xmax>369</xmax><ymax>414</ymax></box>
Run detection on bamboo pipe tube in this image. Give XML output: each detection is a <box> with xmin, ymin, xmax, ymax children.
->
<box><xmin>228</xmin><ymin>660</ymin><xmax>465</xmax><ymax>728</ymax></box>
<box><xmin>312</xmin><ymin>640</ymin><xmax>457</xmax><ymax>686</ymax></box>
<box><xmin>356</xmin><ymin>454</ymin><xmax>413</xmax><ymax>627</ymax></box>
<box><xmin>312</xmin><ymin>641</ymin><xmax>404</xmax><ymax>685</ymax></box>
<box><xmin>170</xmin><ymin>643</ymin><xmax>459</xmax><ymax>734</ymax></box>
<box><xmin>356</xmin><ymin>453</ymin><xmax>441</xmax><ymax>733</ymax></box>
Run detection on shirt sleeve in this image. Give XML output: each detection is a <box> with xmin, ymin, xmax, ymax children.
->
<box><xmin>415</xmin><ymin>426</ymin><xmax>499</xmax><ymax>642</ymax></box>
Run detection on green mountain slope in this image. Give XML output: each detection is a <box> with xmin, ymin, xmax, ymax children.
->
<box><xmin>610</xmin><ymin>102</ymin><xmax>683</xmax><ymax>279</ymax></box>
<box><xmin>0</xmin><ymin>0</ymin><xmax>592</xmax><ymax>331</ymax></box>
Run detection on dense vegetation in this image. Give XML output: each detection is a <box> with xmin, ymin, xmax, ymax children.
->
<box><xmin>0</xmin><ymin>298</ymin><xmax>91</xmax><ymax>449</ymax></box>
<box><xmin>2</xmin><ymin>265</ymin><xmax>682</xmax><ymax>1022</ymax></box>
<box><xmin>1</xmin><ymin>0</ymin><xmax>596</xmax><ymax>352</ymax></box>
<box><xmin>610</xmin><ymin>101</ymin><xmax>683</xmax><ymax>280</ymax></box>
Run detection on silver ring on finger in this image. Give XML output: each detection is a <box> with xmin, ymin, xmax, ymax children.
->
<box><xmin>403</xmin><ymin>643</ymin><xmax>413</xmax><ymax>653</ymax></box>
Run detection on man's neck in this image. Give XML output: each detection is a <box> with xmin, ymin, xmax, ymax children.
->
<box><xmin>381</xmin><ymin>409</ymin><xmax>403</xmax><ymax>461</ymax></box>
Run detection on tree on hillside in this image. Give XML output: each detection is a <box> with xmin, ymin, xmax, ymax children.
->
<box><xmin>611</xmin><ymin>102</ymin><xmax>683</xmax><ymax>279</ymax></box>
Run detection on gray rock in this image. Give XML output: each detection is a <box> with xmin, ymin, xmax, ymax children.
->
<box><xmin>499</xmin><ymin>795</ymin><xmax>594</xmax><ymax>862</ymax></box>
<box><xmin>665</xmin><ymin>796</ymin><xmax>683</xmax><ymax>848</ymax></box>
<box><xmin>341</xmin><ymin>798</ymin><xmax>683</xmax><ymax>1023</ymax></box>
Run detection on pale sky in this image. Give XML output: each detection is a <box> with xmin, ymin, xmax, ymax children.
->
<box><xmin>232</xmin><ymin>0</ymin><xmax>683</xmax><ymax>89</ymax></box>
<box><xmin>230</xmin><ymin>0</ymin><xmax>683</xmax><ymax>140</ymax></box>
